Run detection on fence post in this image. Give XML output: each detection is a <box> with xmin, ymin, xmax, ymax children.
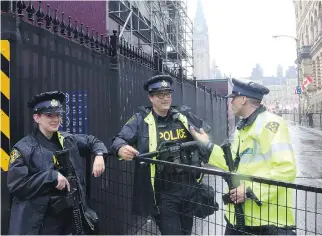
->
<box><xmin>210</xmin><ymin>89</ymin><xmax>215</xmax><ymax>140</ymax></box>
<box><xmin>213</xmin><ymin>91</ymin><xmax>218</xmax><ymax>142</ymax></box>
<box><xmin>153</xmin><ymin>52</ymin><xmax>158</xmax><ymax>71</ymax></box>
<box><xmin>226</xmin><ymin>97</ymin><xmax>229</xmax><ymax>138</ymax></box>
<box><xmin>203</xmin><ymin>85</ymin><xmax>207</xmax><ymax>122</ymax></box>
<box><xmin>194</xmin><ymin>78</ymin><xmax>198</xmax><ymax>115</ymax></box>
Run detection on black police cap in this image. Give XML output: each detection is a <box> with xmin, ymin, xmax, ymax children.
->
<box><xmin>27</xmin><ymin>91</ymin><xmax>65</xmax><ymax>114</ymax></box>
<box><xmin>227</xmin><ymin>78</ymin><xmax>269</xmax><ymax>100</ymax></box>
<box><xmin>143</xmin><ymin>74</ymin><xmax>174</xmax><ymax>92</ymax></box>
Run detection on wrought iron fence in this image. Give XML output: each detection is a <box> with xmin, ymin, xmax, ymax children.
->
<box><xmin>1</xmin><ymin>2</ymin><xmax>229</xmax><ymax>234</ymax></box>
<box><xmin>1</xmin><ymin>2</ymin><xmax>321</xmax><ymax>235</ymax></box>
<box><xmin>101</xmin><ymin>156</ymin><xmax>322</xmax><ymax>235</ymax></box>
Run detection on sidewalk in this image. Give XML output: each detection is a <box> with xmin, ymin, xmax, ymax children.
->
<box><xmin>286</xmin><ymin>121</ymin><xmax>322</xmax><ymax>187</ymax></box>
<box><xmin>287</xmin><ymin>119</ymin><xmax>322</xmax><ymax>136</ymax></box>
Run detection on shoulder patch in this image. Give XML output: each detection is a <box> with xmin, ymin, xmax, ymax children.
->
<box><xmin>10</xmin><ymin>148</ymin><xmax>22</xmax><ymax>164</ymax></box>
<box><xmin>265</xmin><ymin>121</ymin><xmax>280</xmax><ymax>133</ymax></box>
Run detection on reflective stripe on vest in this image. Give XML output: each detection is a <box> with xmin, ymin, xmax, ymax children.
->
<box><xmin>253</xmin><ymin>112</ymin><xmax>268</xmax><ymax>137</ymax></box>
<box><xmin>57</xmin><ymin>132</ymin><xmax>64</xmax><ymax>147</ymax></box>
<box><xmin>53</xmin><ymin>132</ymin><xmax>65</xmax><ymax>166</ymax></box>
<box><xmin>144</xmin><ymin>112</ymin><xmax>158</xmax><ymax>191</ymax></box>
<box><xmin>240</xmin><ymin>140</ymin><xmax>293</xmax><ymax>164</ymax></box>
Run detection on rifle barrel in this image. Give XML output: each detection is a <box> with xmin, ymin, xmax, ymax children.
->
<box><xmin>135</xmin><ymin>141</ymin><xmax>198</xmax><ymax>159</ymax></box>
<box><xmin>136</xmin><ymin>151</ymin><xmax>158</xmax><ymax>158</ymax></box>
<box><xmin>180</xmin><ymin>141</ymin><xmax>197</xmax><ymax>149</ymax></box>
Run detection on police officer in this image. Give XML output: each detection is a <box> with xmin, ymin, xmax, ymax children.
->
<box><xmin>7</xmin><ymin>91</ymin><xmax>108</xmax><ymax>235</ymax></box>
<box><xmin>191</xmin><ymin>79</ymin><xmax>296</xmax><ymax>235</ymax></box>
<box><xmin>111</xmin><ymin>75</ymin><xmax>210</xmax><ymax>235</ymax></box>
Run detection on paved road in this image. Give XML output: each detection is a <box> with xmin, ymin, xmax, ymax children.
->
<box><xmin>138</xmin><ymin>122</ymin><xmax>322</xmax><ymax>235</ymax></box>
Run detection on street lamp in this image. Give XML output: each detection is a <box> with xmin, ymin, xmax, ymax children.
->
<box><xmin>272</xmin><ymin>35</ymin><xmax>301</xmax><ymax>123</ymax></box>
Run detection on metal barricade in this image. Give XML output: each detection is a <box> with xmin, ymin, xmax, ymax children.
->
<box><xmin>104</xmin><ymin>157</ymin><xmax>322</xmax><ymax>235</ymax></box>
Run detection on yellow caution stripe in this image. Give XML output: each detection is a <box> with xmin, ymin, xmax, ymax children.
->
<box><xmin>1</xmin><ymin>40</ymin><xmax>10</xmax><ymax>171</ymax></box>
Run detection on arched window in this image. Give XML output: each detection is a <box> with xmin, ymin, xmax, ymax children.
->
<box><xmin>310</xmin><ymin>15</ymin><xmax>315</xmax><ymax>43</ymax></box>
<box><xmin>312</xmin><ymin>60</ymin><xmax>316</xmax><ymax>89</ymax></box>
<box><xmin>315</xmin><ymin>9</ymin><xmax>319</xmax><ymax>36</ymax></box>
<box><xmin>305</xmin><ymin>22</ymin><xmax>310</xmax><ymax>45</ymax></box>
<box><xmin>316</xmin><ymin>56</ymin><xmax>321</xmax><ymax>89</ymax></box>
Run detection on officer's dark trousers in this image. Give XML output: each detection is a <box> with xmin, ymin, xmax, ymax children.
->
<box><xmin>155</xmin><ymin>177</ymin><xmax>196</xmax><ymax>235</ymax></box>
<box><xmin>225</xmin><ymin>220</ymin><xmax>296</xmax><ymax>235</ymax></box>
<box><xmin>39</xmin><ymin>207</ymin><xmax>73</xmax><ymax>235</ymax></box>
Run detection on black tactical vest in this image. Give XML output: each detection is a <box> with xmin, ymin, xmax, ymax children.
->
<box><xmin>155</xmin><ymin>111</ymin><xmax>201</xmax><ymax>177</ymax></box>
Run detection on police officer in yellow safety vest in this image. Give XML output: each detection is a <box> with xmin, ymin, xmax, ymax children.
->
<box><xmin>191</xmin><ymin>79</ymin><xmax>297</xmax><ymax>235</ymax></box>
<box><xmin>7</xmin><ymin>91</ymin><xmax>108</xmax><ymax>235</ymax></box>
<box><xmin>111</xmin><ymin>75</ymin><xmax>212</xmax><ymax>235</ymax></box>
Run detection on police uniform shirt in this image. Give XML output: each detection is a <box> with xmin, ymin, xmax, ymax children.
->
<box><xmin>153</xmin><ymin>109</ymin><xmax>196</xmax><ymax>184</ymax></box>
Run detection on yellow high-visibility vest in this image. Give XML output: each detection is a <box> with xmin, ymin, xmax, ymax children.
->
<box><xmin>209</xmin><ymin>111</ymin><xmax>296</xmax><ymax>227</ymax></box>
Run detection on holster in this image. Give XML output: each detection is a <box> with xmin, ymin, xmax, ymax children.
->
<box><xmin>191</xmin><ymin>183</ymin><xmax>219</xmax><ymax>219</ymax></box>
<box><xmin>50</xmin><ymin>192</ymin><xmax>76</xmax><ymax>214</ymax></box>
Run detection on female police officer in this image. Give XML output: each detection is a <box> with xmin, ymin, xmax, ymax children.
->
<box><xmin>7</xmin><ymin>91</ymin><xmax>108</xmax><ymax>235</ymax></box>
<box><xmin>111</xmin><ymin>75</ymin><xmax>212</xmax><ymax>235</ymax></box>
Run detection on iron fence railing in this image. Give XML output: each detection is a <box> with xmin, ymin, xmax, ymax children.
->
<box><xmin>96</xmin><ymin>156</ymin><xmax>322</xmax><ymax>235</ymax></box>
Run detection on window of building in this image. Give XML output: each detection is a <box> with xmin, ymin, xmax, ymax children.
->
<box><xmin>315</xmin><ymin>9</ymin><xmax>318</xmax><ymax>36</ymax></box>
<box><xmin>310</xmin><ymin>16</ymin><xmax>315</xmax><ymax>43</ymax></box>
<box><xmin>319</xmin><ymin>2</ymin><xmax>322</xmax><ymax>35</ymax></box>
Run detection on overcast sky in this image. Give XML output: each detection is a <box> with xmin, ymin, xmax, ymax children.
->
<box><xmin>187</xmin><ymin>0</ymin><xmax>297</xmax><ymax>78</ymax></box>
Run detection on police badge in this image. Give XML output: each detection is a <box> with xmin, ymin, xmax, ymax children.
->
<box><xmin>51</xmin><ymin>99</ymin><xmax>59</xmax><ymax>107</ymax></box>
<box><xmin>161</xmin><ymin>80</ymin><xmax>167</xmax><ymax>88</ymax></box>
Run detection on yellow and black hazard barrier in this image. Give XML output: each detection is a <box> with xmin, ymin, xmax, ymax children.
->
<box><xmin>1</xmin><ymin>40</ymin><xmax>10</xmax><ymax>172</ymax></box>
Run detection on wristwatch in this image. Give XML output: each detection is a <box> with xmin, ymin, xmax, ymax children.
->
<box><xmin>95</xmin><ymin>152</ymin><xmax>104</xmax><ymax>156</ymax></box>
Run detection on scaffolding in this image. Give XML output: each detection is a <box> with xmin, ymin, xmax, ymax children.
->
<box><xmin>108</xmin><ymin>0</ymin><xmax>194</xmax><ymax>80</ymax></box>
